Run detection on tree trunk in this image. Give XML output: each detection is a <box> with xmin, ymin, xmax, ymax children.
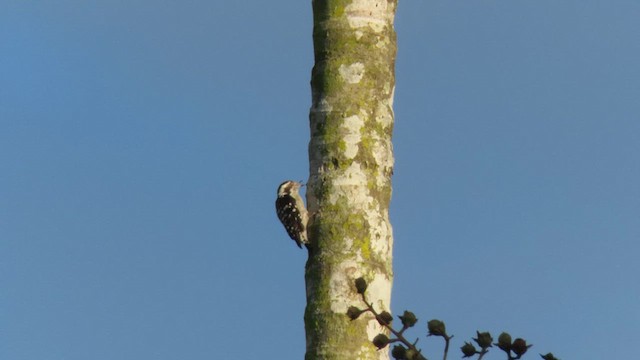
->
<box><xmin>305</xmin><ymin>1</ymin><xmax>397</xmax><ymax>359</ymax></box>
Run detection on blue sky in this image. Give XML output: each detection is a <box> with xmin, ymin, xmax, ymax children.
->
<box><xmin>2</xmin><ymin>1</ymin><xmax>638</xmax><ymax>359</ymax></box>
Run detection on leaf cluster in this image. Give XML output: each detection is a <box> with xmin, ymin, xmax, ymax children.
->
<box><xmin>348</xmin><ymin>278</ymin><xmax>560</xmax><ymax>360</ymax></box>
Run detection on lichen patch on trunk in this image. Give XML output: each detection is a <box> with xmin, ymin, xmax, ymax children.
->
<box><xmin>342</xmin><ymin>114</ymin><xmax>364</xmax><ymax>159</ymax></box>
<box><xmin>339</xmin><ymin>63</ymin><xmax>366</xmax><ymax>84</ymax></box>
<box><xmin>345</xmin><ymin>0</ymin><xmax>396</xmax><ymax>31</ymax></box>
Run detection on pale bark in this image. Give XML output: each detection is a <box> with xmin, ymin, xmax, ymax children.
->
<box><xmin>305</xmin><ymin>0</ymin><xmax>397</xmax><ymax>359</ymax></box>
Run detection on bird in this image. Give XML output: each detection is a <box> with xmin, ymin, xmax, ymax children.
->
<box><xmin>275</xmin><ymin>180</ymin><xmax>309</xmax><ymax>248</ymax></box>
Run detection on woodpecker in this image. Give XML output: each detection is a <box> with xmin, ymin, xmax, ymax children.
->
<box><xmin>275</xmin><ymin>180</ymin><xmax>309</xmax><ymax>248</ymax></box>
